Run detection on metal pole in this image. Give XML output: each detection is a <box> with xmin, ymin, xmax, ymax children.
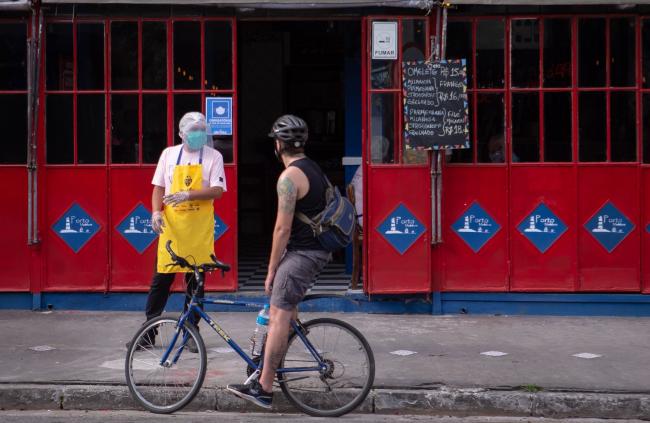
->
<box><xmin>441</xmin><ymin>4</ymin><xmax>448</xmax><ymax>61</ymax></box>
<box><xmin>34</xmin><ymin>10</ymin><xmax>43</xmax><ymax>245</ymax></box>
<box><xmin>436</xmin><ymin>4</ymin><xmax>448</xmax><ymax>244</ymax></box>
<box><xmin>27</xmin><ymin>8</ymin><xmax>42</xmax><ymax>245</ymax></box>
<box><xmin>430</xmin><ymin>2</ymin><xmax>442</xmax><ymax>245</ymax></box>
<box><xmin>430</xmin><ymin>151</ymin><xmax>436</xmax><ymax>244</ymax></box>
<box><xmin>27</xmin><ymin>19</ymin><xmax>33</xmax><ymax>245</ymax></box>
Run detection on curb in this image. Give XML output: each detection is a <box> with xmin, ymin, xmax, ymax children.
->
<box><xmin>0</xmin><ymin>384</ymin><xmax>648</xmax><ymax>420</ymax></box>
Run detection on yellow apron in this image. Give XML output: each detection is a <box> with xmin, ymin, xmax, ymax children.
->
<box><xmin>157</xmin><ymin>147</ymin><xmax>214</xmax><ymax>273</ymax></box>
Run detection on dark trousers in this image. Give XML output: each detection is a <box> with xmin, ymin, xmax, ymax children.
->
<box><xmin>144</xmin><ymin>258</ymin><xmax>205</xmax><ymax>327</ymax></box>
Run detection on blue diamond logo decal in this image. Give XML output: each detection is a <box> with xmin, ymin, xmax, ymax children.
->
<box><xmin>451</xmin><ymin>202</ymin><xmax>501</xmax><ymax>253</ymax></box>
<box><xmin>115</xmin><ymin>203</ymin><xmax>158</xmax><ymax>254</ymax></box>
<box><xmin>51</xmin><ymin>203</ymin><xmax>101</xmax><ymax>253</ymax></box>
<box><xmin>647</xmin><ymin>223</ymin><xmax>650</xmax><ymax>234</ymax></box>
<box><xmin>584</xmin><ymin>201</ymin><xmax>635</xmax><ymax>253</ymax></box>
<box><xmin>517</xmin><ymin>203</ymin><xmax>568</xmax><ymax>253</ymax></box>
<box><xmin>376</xmin><ymin>204</ymin><xmax>425</xmax><ymax>255</ymax></box>
<box><xmin>214</xmin><ymin>213</ymin><xmax>228</xmax><ymax>241</ymax></box>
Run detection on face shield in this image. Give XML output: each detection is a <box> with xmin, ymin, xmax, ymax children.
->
<box><xmin>179</xmin><ymin>112</ymin><xmax>209</xmax><ymax>151</ymax></box>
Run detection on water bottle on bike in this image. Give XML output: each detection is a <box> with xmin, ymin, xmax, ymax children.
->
<box><xmin>250</xmin><ymin>305</ymin><xmax>270</xmax><ymax>357</ymax></box>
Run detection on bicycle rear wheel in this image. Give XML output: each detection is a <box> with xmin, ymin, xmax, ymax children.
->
<box><xmin>125</xmin><ymin>316</ymin><xmax>206</xmax><ymax>413</ymax></box>
<box><xmin>278</xmin><ymin>318</ymin><xmax>375</xmax><ymax>417</ymax></box>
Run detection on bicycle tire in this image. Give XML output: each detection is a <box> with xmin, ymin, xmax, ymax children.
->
<box><xmin>278</xmin><ymin>317</ymin><xmax>375</xmax><ymax>417</ymax></box>
<box><xmin>125</xmin><ymin>316</ymin><xmax>207</xmax><ymax>413</ymax></box>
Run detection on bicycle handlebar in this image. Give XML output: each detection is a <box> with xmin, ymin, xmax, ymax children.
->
<box><xmin>165</xmin><ymin>240</ymin><xmax>231</xmax><ymax>275</ymax></box>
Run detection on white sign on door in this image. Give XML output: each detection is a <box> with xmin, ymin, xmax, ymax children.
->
<box><xmin>372</xmin><ymin>21</ymin><xmax>398</xmax><ymax>60</ymax></box>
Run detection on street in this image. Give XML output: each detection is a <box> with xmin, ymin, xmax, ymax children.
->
<box><xmin>0</xmin><ymin>411</ymin><xmax>646</xmax><ymax>423</ymax></box>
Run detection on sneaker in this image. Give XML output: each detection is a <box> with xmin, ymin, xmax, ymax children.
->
<box><xmin>185</xmin><ymin>336</ymin><xmax>198</xmax><ymax>354</ymax></box>
<box><xmin>226</xmin><ymin>380</ymin><xmax>273</xmax><ymax>409</ymax></box>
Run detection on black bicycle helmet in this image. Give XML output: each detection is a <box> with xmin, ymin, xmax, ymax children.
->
<box><xmin>268</xmin><ymin>114</ymin><xmax>308</xmax><ymax>147</ymax></box>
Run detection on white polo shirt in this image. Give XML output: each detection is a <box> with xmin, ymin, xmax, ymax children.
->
<box><xmin>152</xmin><ymin>144</ymin><xmax>227</xmax><ymax>195</ymax></box>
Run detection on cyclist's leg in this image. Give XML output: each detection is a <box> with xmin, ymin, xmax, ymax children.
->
<box><xmin>260</xmin><ymin>306</ymin><xmax>294</xmax><ymax>392</ymax></box>
<box><xmin>260</xmin><ymin>250</ymin><xmax>330</xmax><ymax>391</ymax></box>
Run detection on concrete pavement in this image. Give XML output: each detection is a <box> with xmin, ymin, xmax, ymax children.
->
<box><xmin>1</xmin><ymin>310</ymin><xmax>649</xmax><ymax>419</ymax></box>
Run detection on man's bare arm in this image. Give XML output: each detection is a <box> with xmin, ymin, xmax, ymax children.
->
<box><xmin>267</xmin><ymin>174</ymin><xmax>297</xmax><ymax>274</ymax></box>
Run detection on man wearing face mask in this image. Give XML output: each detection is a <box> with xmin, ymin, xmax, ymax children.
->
<box><xmin>227</xmin><ymin>115</ymin><xmax>330</xmax><ymax>409</ymax></box>
<box><xmin>128</xmin><ymin>112</ymin><xmax>226</xmax><ymax>352</ymax></box>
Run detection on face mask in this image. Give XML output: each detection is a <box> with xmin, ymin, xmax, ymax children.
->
<box><xmin>185</xmin><ymin>130</ymin><xmax>207</xmax><ymax>151</ymax></box>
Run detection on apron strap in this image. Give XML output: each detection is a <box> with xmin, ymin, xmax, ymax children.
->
<box><xmin>176</xmin><ymin>146</ymin><xmax>204</xmax><ymax>165</ymax></box>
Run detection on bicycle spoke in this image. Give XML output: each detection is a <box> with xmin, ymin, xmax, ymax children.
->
<box><xmin>126</xmin><ymin>318</ymin><xmax>206</xmax><ymax>413</ymax></box>
<box><xmin>279</xmin><ymin>319</ymin><xmax>374</xmax><ymax>417</ymax></box>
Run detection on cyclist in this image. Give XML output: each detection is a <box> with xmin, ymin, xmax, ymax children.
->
<box><xmin>129</xmin><ymin>112</ymin><xmax>226</xmax><ymax>352</ymax></box>
<box><xmin>227</xmin><ymin>115</ymin><xmax>331</xmax><ymax>408</ymax></box>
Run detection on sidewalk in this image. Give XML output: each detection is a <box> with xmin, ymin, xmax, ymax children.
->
<box><xmin>1</xmin><ymin>310</ymin><xmax>649</xmax><ymax>419</ymax></box>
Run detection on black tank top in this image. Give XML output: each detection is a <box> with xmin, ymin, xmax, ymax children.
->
<box><xmin>287</xmin><ymin>158</ymin><xmax>328</xmax><ymax>251</ymax></box>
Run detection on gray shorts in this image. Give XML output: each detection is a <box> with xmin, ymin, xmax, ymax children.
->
<box><xmin>271</xmin><ymin>249</ymin><xmax>331</xmax><ymax>311</ymax></box>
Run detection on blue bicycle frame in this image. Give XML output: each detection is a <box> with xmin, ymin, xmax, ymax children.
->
<box><xmin>158</xmin><ymin>294</ymin><xmax>327</xmax><ymax>377</ymax></box>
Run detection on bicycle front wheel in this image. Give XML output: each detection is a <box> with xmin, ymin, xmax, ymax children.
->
<box><xmin>125</xmin><ymin>316</ymin><xmax>207</xmax><ymax>413</ymax></box>
<box><xmin>278</xmin><ymin>318</ymin><xmax>375</xmax><ymax>417</ymax></box>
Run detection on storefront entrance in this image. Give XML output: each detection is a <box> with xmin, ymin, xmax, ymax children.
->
<box><xmin>3</xmin><ymin>5</ymin><xmax>650</xmax><ymax>307</ymax></box>
<box><xmin>237</xmin><ymin>20</ymin><xmax>361</xmax><ymax>291</ymax></box>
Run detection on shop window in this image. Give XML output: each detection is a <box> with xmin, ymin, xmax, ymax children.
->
<box><xmin>641</xmin><ymin>19</ymin><xmax>650</xmax><ymax>88</ymax></box>
<box><xmin>642</xmin><ymin>94</ymin><xmax>650</xmax><ymax>163</ymax></box>
<box><xmin>111</xmin><ymin>95</ymin><xmax>138</xmax><ymax>163</ymax></box>
<box><xmin>610</xmin><ymin>91</ymin><xmax>636</xmax><ymax>162</ymax></box>
<box><xmin>0</xmin><ymin>95</ymin><xmax>27</xmax><ymax>164</ymax></box>
<box><xmin>449</xmin><ymin>96</ymin><xmax>473</xmax><ymax>163</ymax></box>
<box><xmin>610</xmin><ymin>18</ymin><xmax>636</xmax><ymax>87</ymax></box>
<box><xmin>370</xmin><ymin>60</ymin><xmax>398</xmax><ymax>89</ymax></box>
<box><xmin>111</xmin><ymin>21</ymin><xmax>138</xmax><ymax>90</ymax></box>
<box><xmin>174</xmin><ymin>94</ymin><xmax>201</xmax><ymax>145</ymax></box>
<box><xmin>205</xmin><ymin>21</ymin><xmax>232</xmax><ymax>91</ymax></box>
<box><xmin>143</xmin><ymin>95</ymin><xmax>167</xmax><ymax>164</ymax></box>
<box><xmin>543</xmin><ymin>19</ymin><xmax>571</xmax><ymax>88</ymax></box>
<box><xmin>512</xmin><ymin>93</ymin><xmax>539</xmax><ymax>162</ymax></box>
<box><xmin>578</xmin><ymin>18</ymin><xmax>606</xmax><ymax>87</ymax></box>
<box><xmin>77</xmin><ymin>95</ymin><xmax>105</xmax><ymax>164</ymax></box>
<box><xmin>0</xmin><ymin>24</ymin><xmax>27</xmax><ymax>90</ymax></box>
<box><xmin>370</xmin><ymin>93</ymin><xmax>395</xmax><ymax>164</ymax></box>
<box><xmin>46</xmin><ymin>23</ymin><xmax>73</xmax><ymax>90</ymax></box>
<box><xmin>477</xmin><ymin>94</ymin><xmax>504</xmax><ymax>163</ymax></box>
<box><xmin>476</xmin><ymin>20</ymin><xmax>504</xmax><ymax>89</ymax></box>
<box><xmin>579</xmin><ymin>91</ymin><xmax>606</xmax><ymax>162</ymax></box>
<box><xmin>446</xmin><ymin>21</ymin><xmax>472</xmax><ymax>87</ymax></box>
<box><xmin>402</xmin><ymin>19</ymin><xmax>428</xmax><ymax>165</ymax></box>
<box><xmin>77</xmin><ymin>23</ymin><xmax>104</xmax><ymax>90</ymax></box>
<box><xmin>46</xmin><ymin>95</ymin><xmax>73</xmax><ymax>164</ymax></box>
<box><xmin>544</xmin><ymin>92</ymin><xmax>572</xmax><ymax>162</ymax></box>
<box><xmin>213</xmin><ymin>136</ymin><xmax>234</xmax><ymax>163</ymax></box>
<box><xmin>402</xmin><ymin>19</ymin><xmax>426</xmax><ymax>62</ymax></box>
<box><xmin>173</xmin><ymin>21</ymin><xmax>200</xmax><ymax>90</ymax></box>
<box><xmin>511</xmin><ymin>19</ymin><xmax>539</xmax><ymax>88</ymax></box>
<box><xmin>370</xmin><ymin>21</ymin><xmax>399</xmax><ymax>89</ymax></box>
<box><xmin>143</xmin><ymin>22</ymin><xmax>167</xmax><ymax>90</ymax></box>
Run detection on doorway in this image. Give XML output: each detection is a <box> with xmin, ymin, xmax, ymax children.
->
<box><xmin>237</xmin><ymin>20</ymin><xmax>361</xmax><ymax>292</ymax></box>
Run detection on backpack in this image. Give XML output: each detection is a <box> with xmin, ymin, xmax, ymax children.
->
<box><xmin>295</xmin><ymin>175</ymin><xmax>356</xmax><ymax>252</ymax></box>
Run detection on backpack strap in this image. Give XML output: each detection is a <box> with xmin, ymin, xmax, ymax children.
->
<box><xmin>295</xmin><ymin>169</ymin><xmax>333</xmax><ymax>236</ymax></box>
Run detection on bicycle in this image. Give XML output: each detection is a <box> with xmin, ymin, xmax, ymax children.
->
<box><xmin>125</xmin><ymin>240</ymin><xmax>375</xmax><ymax>417</ymax></box>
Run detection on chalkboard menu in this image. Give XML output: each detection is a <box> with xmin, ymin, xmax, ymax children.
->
<box><xmin>402</xmin><ymin>59</ymin><xmax>469</xmax><ymax>150</ymax></box>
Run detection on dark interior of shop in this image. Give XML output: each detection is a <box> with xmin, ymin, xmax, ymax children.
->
<box><xmin>237</xmin><ymin>20</ymin><xmax>360</xmax><ymax>276</ymax></box>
